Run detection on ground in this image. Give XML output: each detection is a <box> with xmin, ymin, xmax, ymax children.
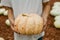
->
<box><xmin>0</xmin><ymin>15</ymin><xmax>14</xmax><ymax>40</ymax></box>
<box><xmin>43</xmin><ymin>15</ymin><xmax>60</xmax><ymax>40</ymax></box>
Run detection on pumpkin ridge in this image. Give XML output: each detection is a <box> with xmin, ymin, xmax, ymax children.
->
<box><xmin>26</xmin><ymin>18</ymin><xmax>29</xmax><ymax>34</ymax></box>
<box><xmin>33</xmin><ymin>17</ymin><xmax>36</xmax><ymax>34</ymax></box>
<box><xmin>20</xmin><ymin>17</ymin><xmax>28</xmax><ymax>34</ymax></box>
<box><xmin>24</xmin><ymin>17</ymin><xmax>28</xmax><ymax>34</ymax></box>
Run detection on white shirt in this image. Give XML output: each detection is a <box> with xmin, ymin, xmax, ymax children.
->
<box><xmin>1</xmin><ymin>0</ymin><xmax>49</xmax><ymax>40</ymax></box>
<box><xmin>1</xmin><ymin>0</ymin><xmax>49</xmax><ymax>18</ymax></box>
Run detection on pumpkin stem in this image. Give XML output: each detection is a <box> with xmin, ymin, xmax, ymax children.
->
<box><xmin>22</xmin><ymin>14</ymin><xmax>29</xmax><ymax>17</ymax></box>
<box><xmin>22</xmin><ymin>14</ymin><xmax>27</xmax><ymax>16</ymax></box>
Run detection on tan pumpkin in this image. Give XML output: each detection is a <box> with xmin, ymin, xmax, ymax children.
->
<box><xmin>14</xmin><ymin>13</ymin><xmax>43</xmax><ymax>35</ymax></box>
<box><xmin>0</xmin><ymin>37</ymin><xmax>4</xmax><ymax>40</ymax></box>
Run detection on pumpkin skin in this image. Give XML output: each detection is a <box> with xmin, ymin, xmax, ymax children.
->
<box><xmin>14</xmin><ymin>13</ymin><xmax>43</xmax><ymax>35</ymax></box>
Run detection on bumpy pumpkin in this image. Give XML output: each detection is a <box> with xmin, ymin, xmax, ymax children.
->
<box><xmin>14</xmin><ymin>13</ymin><xmax>43</xmax><ymax>35</ymax></box>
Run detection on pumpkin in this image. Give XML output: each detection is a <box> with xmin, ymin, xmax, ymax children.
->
<box><xmin>0</xmin><ymin>37</ymin><xmax>4</xmax><ymax>40</ymax></box>
<box><xmin>50</xmin><ymin>2</ymin><xmax>60</xmax><ymax>16</ymax></box>
<box><xmin>50</xmin><ymin>8</ymin><xmax>60</xmax><ymax>16</ymax></box>
<box><xmin>54</xmin><ymin>21</ymin><xmax>60</xmax><ymax>28</ymax></box>
<box><xmin>14</xmin><ymin>13</ymin><xmax>43</xmax><ymax>35</ymax></box>
<box><xmin>52</xmin><ymin>2</ymin><xmax>60</xmax><ymax>9</ymax></box>
<box><xmin>3</xmin><ymin>10</ymin><xmax>8</xmax><ymax>16</ymax></box>
<box><xmin>5</xmin><ymin>19</ymin><xmax>10</xmax><ymax>26</ymax></box>
<box><xmin>52</xmin><ymin>5</ymin><xmax>60</xmax><ymax>9</ymax></box>
<box><xmin>54</xmin><ymin>2</ymin><xmax>60</xmax><ymax>6</ymax></box>
<box><xmin>54</xmin><ymin>15</ymin><xmax>60</xmax><ymax>28</ymax></box>
<box><xmin>0</xmin><ymin>8</ymin><xmax>5</xmax><ymax>15</ymax></box>
<box><xmin>54</xmin><ymin>16</ymin><xmax>60</xmax><ymax>21</ymax></box>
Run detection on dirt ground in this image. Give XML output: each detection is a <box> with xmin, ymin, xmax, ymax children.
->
<box><xmin>0</xmin><ymin>0</ymin><xmax>60</xmax><ymax>40</ymax></box>
<box><xmin>43</xmin><ymin>15</ymin><xmax>60</xmax><ymax>40</ymax></box>
<box><xmin>43</xmin><ymin>0</ymin><xmax>60</xmax><ymax>40</ymax></box>
<box><xmin>0</xmin><ymin>15</ymin><xmax>14</xmax><ymax>40</ymax></box>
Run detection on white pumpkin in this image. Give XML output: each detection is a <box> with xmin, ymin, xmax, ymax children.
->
<box><xmin>54</xmin><ymin>21</ymin><xmax>60</xmax><ymax>28</ymax></box>
<box><xmin>51</xmin><ymin>2</ymin><xmax>60</xmax><ymax>28</ymax></box>
<box><xmin>0</xmin><ymin>8</ymin><xmax>5</xmax><ymax>15</ymax></box>
<box><xmin>54</xmin><ymin>16</ymin><xmax>60</xmax><ymax>28</ymax></box>
<box><xmin>50</xmin><ymin>9</ymin><xmax>60</xmax><ymax>16</ymax></box>
<box><xmin>52</xmin><ymin>5</ymin><xmax>60</xmax><ymax>9</ymax></box>
<box><xmin>5</xmin><ymin>19</ymin><xmax>10</xmax><ymax>26</ymax></box>
<box><xmin>54</xmin><ymin>2</ymin><xmax>60</xmax><ymax>6</ymax></box>
<box><xmin>52</xmin><ymin>2</ymin><xmax>60</xmax><ymax>9</ymax></box>
<box><xmin>14</xmin><ymin>13</ymin><xmax>43</xmax><ymax>35</ymax></box>
<box><xmin>3</xmin><ymin>10</ymin><xmax>8</xmax><ymax>16</ymax></box>
<box><xmin>54</xmin><ymin>16</ymin><xmax>60</xmax><ymax>21</ymax></box>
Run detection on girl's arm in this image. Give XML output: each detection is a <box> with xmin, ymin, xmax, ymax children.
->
<box><xmin>7</xmin><ymin>7</ymin><xmax>15</xmax><ymax>31</ymax></box>
<box><xmin>42</xmin><ymin>2</ymin><xmax>51</xmax><ymax>30</ymax></box>
<box><xmin>1</xmin><ymin>6</ymin><xmax>15</xmax><ymax>32</ymax></box>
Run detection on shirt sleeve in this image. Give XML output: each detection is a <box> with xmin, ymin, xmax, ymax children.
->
<box><xmin>1</xmin><ymin>0</ymin><xmax>12</xmax><ymax>7</ymax></box>
<box><xmin>43</xmin><ymin>0</ymin><xmax>50</xmax><ymax>3</ymax></box>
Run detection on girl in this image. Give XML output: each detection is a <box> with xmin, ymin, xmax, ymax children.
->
<box><xmin>1</xmin><ymin>0</ymin><xmax>50</xmax><ymax>40</ymax></box>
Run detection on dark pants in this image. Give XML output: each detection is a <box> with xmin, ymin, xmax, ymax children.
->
<box><xmin>38</xmin><ymin>37</ymin><xmax>43</xmax><ymax>40</ymax></box>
